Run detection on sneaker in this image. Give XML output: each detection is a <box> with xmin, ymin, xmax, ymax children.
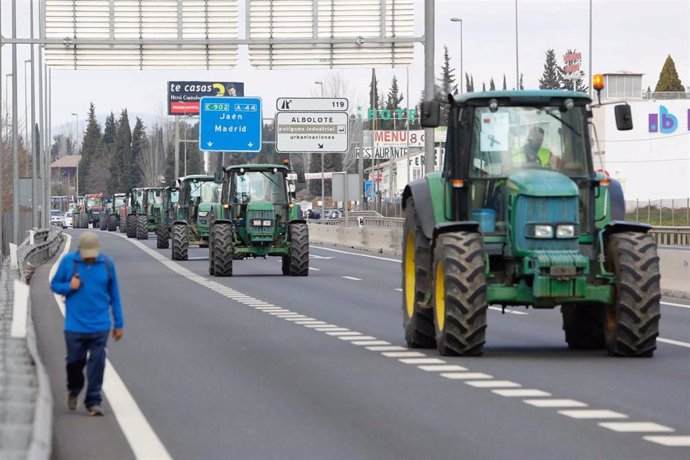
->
<box><xmin>86</xmin><ymin>405</ymin><xmax>104</xmax><ymax>416</ymax></box>
<box><xmin>67</xmin><ymin>394</ymin><xmax>79</xmax><ymax>411</ymax></box>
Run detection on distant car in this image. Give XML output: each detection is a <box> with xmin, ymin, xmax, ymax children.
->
<box><xmin>50</xmin><ymin>209</ymin><xmax>64</xmax><ymax>227</ymax></box>
<box><xmin>63</xmin><ymin>210</ymin><xmax>73</xmax><ymax>228</ymax></box>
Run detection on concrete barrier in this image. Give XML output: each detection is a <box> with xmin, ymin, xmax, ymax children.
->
<box><xmin>309</xmin><ymin>224</ymin><xmax>690</xmax><ymax>299</ymax></box>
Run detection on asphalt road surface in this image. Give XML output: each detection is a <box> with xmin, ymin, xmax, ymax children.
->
<box><xmin>31</xmin><ymin>228</ymin><xmax>690</xmax><ymax>459</ymax></box>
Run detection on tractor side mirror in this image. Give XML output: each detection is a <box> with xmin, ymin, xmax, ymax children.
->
<box><xmin>614</xmin><ymin>104</ymin><xmax>633</xmax><ymax>131</ymax></box>
<box><xmin>214</xmin><ymin>169</ymin><xmax>223</xmax><ymax>183</ymax></box>
<box><xmin>420</xmin><ymin>101</ymin><xmax>441</xmax><ymax>128</ymax></box>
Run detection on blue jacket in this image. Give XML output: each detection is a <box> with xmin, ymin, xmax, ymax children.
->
<box><xmin>51</xmin><ymin>252</ymin><xmax>124</xmax><ymax>333</ymax></box>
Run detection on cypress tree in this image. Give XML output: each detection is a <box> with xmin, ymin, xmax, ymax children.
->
<box><xmin>654</xmin><ymin>55</ymin><xmax>685</xmax><ymax>92</ymax></box>
<box><xmin>369</xmin><ymin>69</ymin><xmax>379</xmax><ymax>130</ymax></box>
<box><xmin>384</xmin><ymin>75</ymin><xmax>404</xmax><ymax>130</ymax></box>
<box><xmin>77</xmin><ymin>103</ymin><xmax>102</xmax><ymax>193</ymax></box>
<box><xmin>502</xmin><ymin>74</ymin><xmax>507</xmax><ymax>90</ymax></box>
<box><xmin>539</xmin><ymin>49</ymin><xmax>562</xmax><ymax>89</ymax></box>
<box><xmin>103</xmin><ymin>111</ymin><xmax>116</xmax><ymax>149</ymax></box>
<box><xmin>108</xmin><ymin>109</ymin><xmax>133</xmax><ymax>193</ymax></box>
<box><xmin>131</xmin><ymin>117</ymin><xmax>146</xmax><ymax>187</ymax></box>
<box><xmin>490</xmin><ymin>78</ymin><xmax>496</xmax><ymax>91</ymax></box>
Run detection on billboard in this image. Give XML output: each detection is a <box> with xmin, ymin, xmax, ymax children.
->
<box><xmin>167</xmin><ymin>81</ymin><xmax>244</xmax><ymax>115</ymax></box>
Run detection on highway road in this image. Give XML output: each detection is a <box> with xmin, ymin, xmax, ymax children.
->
<box><xmin>31</xmin><ymin>228</ymin><xmax>690</xmax><ymax>459</ymax></box>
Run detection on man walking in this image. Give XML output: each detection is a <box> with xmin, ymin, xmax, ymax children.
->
<box><xmin>51</xmin><ymin>231</ymin><xmax>124</xmax><ymax>416</ymax></box>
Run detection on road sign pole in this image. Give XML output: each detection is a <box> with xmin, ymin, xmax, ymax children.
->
<box><xmin>174</xmin><ymin>116</ymin><xmax>179</xmax><ymax>179</ymax></box>
<box><xmin>321</xmin><ymin>153</ymin><xmax>325</xmax><ymax>218</ymax></box>
<box><xmin>423</xmin><ymin>0</ymin><xmax>435</xmax><ymax>177</ymax></box>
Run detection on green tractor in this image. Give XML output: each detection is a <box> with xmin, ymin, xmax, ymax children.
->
<box><xmin>107</xmin><ymin>192</ymin><xmax>128</xmax><ymax>232</ymax></box>
<box><xmin>403</xmin><ymin>88</ymin><xmax>660</xmax><ymax>357</ymax></box>
<box><xmin>125</xmin><ymin>188</ymin><xmax>147</xmax><ymax>239</ymax></box>
<box><xmin>208</xmin><ymin>164</ymin><xmax>308</xmax><ymax>277</ymax></box>
<box><xmin>71</xmin><ymin>196</ymin><xmax>86</xmax><ymax>228</ymax></box>
<box><xmin>170</xmin><ymin>175</ymin><xmax>222</xmax><ymax>260</ymax></box>
<box><xmin>155</xmin><ymin>186</ymin><xmax>179</xmax><ymax>249</ymax></box>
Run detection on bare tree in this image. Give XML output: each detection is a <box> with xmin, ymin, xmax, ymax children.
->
<box><xmin>138</xmin><ymin>124</ymin><xmax>166</xmax><ymax>186</ymax></box>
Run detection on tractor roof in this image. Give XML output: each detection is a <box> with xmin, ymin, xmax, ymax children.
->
<box><xmin>113</xmin><ymin>193</ymin><xmax>126</xmax><ymax>197</ymax></box>
<box><xmin>144</xmin><ymin>186</ymin><xmax>165</xmax><ymax>191</ymax></box>
<box><xmin>224</xmin><ymin>163</ymin><xmax>289</xmax><ymax>172</ymax></box>
<box><xmin>178</xmin><ymin>174</ymin><xmax>214</xmax><ymax>182</ymax></box>
<box><xmin>452</xmin><ymin>90</ymin><xmax>591</xmax><ymax>105</ymax></box>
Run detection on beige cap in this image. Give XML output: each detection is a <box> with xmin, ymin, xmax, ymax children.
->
<box><xmin>78</xmin><ymin>231</ymin><xmax>101</xmax><ymax>259</ymax></box>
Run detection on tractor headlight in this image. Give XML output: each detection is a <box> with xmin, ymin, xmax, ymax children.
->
<box><xmin>251</xmin><ymin>219</ymin><xmax>263</xmax><ymax>226</ymax></box>
<box><xmin>262</xmin><ymin>219</ymin><xmax>272</xmax><ymax>226</ymax></box>
<box><xmin>556</xmin><ymin>224</ymin><xmax>576</xmax><ymax>238</ymax></box>
<box><xmin>198</xmin><ymin>211</ymin><xmax>208</xmax><ymax>217</ymax></box>
<box><xmin>528</xmin><ymin>224</ymin><xmax>554</xmax><ymax>239</ymax></box>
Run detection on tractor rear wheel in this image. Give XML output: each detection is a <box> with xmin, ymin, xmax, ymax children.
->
<box><xmin>562</xmin><ymin>304</ymin><xmax>606</xmax><ymax>349</ymax></box>
<box><xmin>157</xmin><ymin>222</ymin><xmax>170</xmax><ymax>249</ymax></box>
<box><xmin>108</xmin><ymin>214</ymin><xmax>117</xmax><ymax>231</ymax></box>
<box><xmin>287</xmin><ymin>223</ymin><xmax>309</xmax><ymax>276</ymax></box>
<box><xmin>605</xmin><ymin>232</ymin><xmax>661</xmax><ymax>357</ymax></box>
<box><xmin>126</xmin><ymin>215</ymin><xmax>136</xmax><ymax>238</ymax></box>
<box><xmin>136</xmin><ymin>215</ymin><xmax>148</xmax><ymax>240</ymax></box>
<box><xmin>119</xmin><ymin>214</ymin><xmax>126</xmax><ymax>233</ymax></box>
<box><xmin>402</xmin><ymin>198</ymin><xmax>435</xmax><ymax>348</ymax></box>
<box><xmin>432</xmin><ymin>232</ymin><xmax>488</xmax><ymax>356</ymax></box>
<box><xmin>171</xmin><ymin>223</ymin><xmax>188</xmax><ymax>261</ymax></box>
<box><xmin>211</xmin><ymin>223</ymin><xmax>233</xmax><ymax>276</ymax></box>
<box><xmin>99</xmin><ymin>214</ymin><xmax>107</xmax><ymax>231</ymax></box>
<box><xmin>281</xmin><ymin>256</ymin><xmax>290</xmax><ymax>275</ymax></box>
<box><xmin>81</xmin><ymin>214</ymin><xmax>88</xmax><ymax>228</ymax></box>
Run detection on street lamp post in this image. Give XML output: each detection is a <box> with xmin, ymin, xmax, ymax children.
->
<box><xmin>314</xmin><ymin>81</ymin><xmax>325</xmax><ymax>218</ymax></box>
<box><xmin>71</xmin><ymin>112</ymin><xmax>78</xmax><ymax>195</ymax></box>
<box><xmin>450</xmin><ymin>18</ymin><xmax>463</xmax><ymax>93</ymax></box>
<box><xmin>24</xmin><ymin>60</ymin><xmax>30</xmax><ymax>150</ymax></box>
<box><xmin>515</xmin><ymin>0</ymin><xmax>520</xmax><ymax>89</ymax></box>
<box><xmin>4</xmin><ymin>74</ymin><xmax>12</xmax><ymax>140</ymax></box>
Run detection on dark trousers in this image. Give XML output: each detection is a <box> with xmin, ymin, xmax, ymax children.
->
<box><xmin>64</xmin><ymin>331</ymin><xmax>109</xmax><ymax>407</ymax></box>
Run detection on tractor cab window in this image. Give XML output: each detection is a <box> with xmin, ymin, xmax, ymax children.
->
<box><xmin>114</xmin><ymin>196</ymin><xmax>125</xmax><ymax>208</ymax></box>
<box><xmin>469</xmin><ymin>105</ymin><xmax>589</xmax><ymax>178</ymax></box>
<box><xmin>231</xmin><ymin>171</ymin><xmax>287</xmax><ymax>205</ymax></box>
<box><xmin>200</xmin><ymin>182</ymin><xmax>221</xmax><ymax>203</ymax></box>
<box><xmin>147</xmin><ymin>189</ymin><xmax>163</xmax><ymax>205</ymax></box>
<box><xmin>170</xmin><ymin>190</ymin><xmax>179</xmax><ymax>204</ymax></box>
<box><xmin>86</xmin><ymin>197</ymin><xmax>101</xmax><ymax>208</ymax></box>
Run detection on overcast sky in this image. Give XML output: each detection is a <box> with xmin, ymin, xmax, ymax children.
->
<box><xmin>1</xmin><ymin>0</ymin><xmax>688</xmax><ymax>136</ymax></box>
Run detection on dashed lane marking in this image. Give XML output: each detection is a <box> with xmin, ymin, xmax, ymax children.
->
<box><xmin>310</xmin><ymin>245</ymin><xmax>400</xmax><ymax>262</ymax></box>
<box><xmin>488</xmin><ymin>306</ymin><xmax>529</xmax><ymax>316</ymax></box>
<box><xmin>342</xmin><ymin>276</ymin><xmax>362</xmax><ymax>281</ymax></box>
<box><xmin>599</xmin><ymin>422</ymin><xmax>675</xmax><ymax>433</ymax></box>
<box><xmin>309</xmin><ymin>267</ymin><xmax>320</xmax><ymax>271</ymax></box>
<box><xmin>117</xmin><ymin>234</ymin><xmax>690</xmax><ymax>450</ymax></box>
<box><xmin>661</xmin><ymin>301</ymin><xmax>690</xmax><ymax>309</ymax></box>
<box><xmin>658</xmin><ymin>338</ymin><xmax>690</xmax><ymax>349</ymax></box>
<box><xmin>559</xmin><ymin>410</ymin><xmax>628</xmax><ymax>419</ymax></box>
<box><xmin>52</xmin><ymin>235</ymin><xmax>172</xmax><ymax>460</ymax></box>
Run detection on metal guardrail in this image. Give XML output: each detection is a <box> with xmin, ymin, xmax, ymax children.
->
<box><xmin>311</xmin><ymin>217</ymin><xmax>690</xmax><ymax>246</ymax></box>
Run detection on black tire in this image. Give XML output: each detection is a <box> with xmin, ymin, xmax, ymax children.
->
<box><xmin>287</xmin><ymin>223</ymin><xmax>309</xmax><ymax>276</ymax></box>
<box><xmin>108</xmin><ymin>214</ymin><xmax>117</xmax><ymax>231</ymax></box>
<box><xmin>402</xmin><ymin>199</ymin><xmax>436</xmax><ymax>348</ymax></box>
<box><xmin>562</xmin><ymin>304</ymin><xmax>606</xmax><ymax>349</ymax></box>
<box><xmin>119</xmin><ymin>214</ymin><xmax>127</xmax><ymax>233</ymax></box>
<box><xmin>99</xmin><ymin>214</ymin><xmax>107</xmax><ymax>231</ymax></box>
<box><xmin>281</xmin><ymin>256</ymin><xmax>290</xmax><ymax>275</ymax></box>
<box><xmin>172</xmin><ymin>224</ymin><xmax>188</xmax><ymax>261</ymax></box>
<box><xmin>81</xmin><ymin>214</ymin><xmax>88</xmax><ymax>228</ymax></box>
<box><xmin>605</xmin><ymin>232</ymin><xmax>661</xmax><ymax>357</ymax></box>
<box><xmin>126</xmin><ymin>215</ymin><xmax>136</xmax><ymax>238</ymax></box>
<box><xmin>211</xmin><ymin>223</ymin><xmax>233</xmax><ymax>276</ymax></box>
<box><xmin>157</xmin><ymin>222</ymin><xmax>170</xmax><ymax>249</ymax></box>
<box><xmin>432</xmin><ymin>232</ymin><xmax>488</xmax><ymax>356</ymax></box>
<box><xmin>74</xmin><ymin>214</ymin><xmax>81</xmax><ymax>228</ymax></box>
<box><xmin>136</xmin><ymin>214</ymin><xmax>148</xmax><ymax>240</ymax></box>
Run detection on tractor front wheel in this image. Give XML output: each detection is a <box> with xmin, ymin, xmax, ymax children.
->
<box><xmin>126</xmin><ymin>215</ymin><xmax>136</xmax><ymax>238</ymax></box>
<box><xmin>605</xmin><ymin>232</ymin><xmax>661</xmax><ymax>357</ymax></box>
<box><xmin>211</xmin><ymin>223</ymin><xmax>233</xmax><ymax>276</ymax></box>
<box><xmin>108</xmin><ymin>214</ymin><xmax>117</xmax><ymax>231</ymax></box>
<box><xmin>402</xmin><ymin>198</ymin><xmax>435</xmax><ymax>349</ymax></box>
<box><xmin>432</xmin><ymin>232</ymin><xmax>488</xmax><ymax>356</ymax></box>
<box><xmin>136</xmin><ymin>215</ymin><xmax>148</xmax><ymax>239</ymax></box>
<box><xmin>157</xmin><ymin>222</ymin><xmax>170</xmax><ymax>249</ymax></box>
<box><xmin>562</xmin><ymin>304</ymin><xmax>606</xmax><ymax>349</ymax></box>
<box><xmin>171</xmin><ymin>224</ymin><xmax>188</xmax><ymax>261</ymax></box>
<box><xmin>287</xmin><ymin>223</ymin><xmax>309</xmax><ymax>276</ymax></box>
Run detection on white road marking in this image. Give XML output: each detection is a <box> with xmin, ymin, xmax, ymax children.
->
<box><xmin>382</xmin><ymin>351</ymin><xmax>426</xmax><ymax>358</ymax></box>
<box><xmin>310</xmin><ymin>254</ymin><xmax>334</xmax><ymax>260</ymax></box>
<box><xmin>311</xmin><ymin>245</ymin><xmax>400</xmax><ymax>262</ymax></box>
<box><xmin>342</xmin><ymin>276</ymin><xmax>362</xmax><ymax>281</ymax></box>
<box><xmin>398</xmin><ymin>358</ymin><xmax>446</xmax><ymax>365</ymax></box>
<box><xmin>488</xmin><ymin>306</ymin><xmax>529</xmax><ymax>316</ymax></box>
<box><xmin>51</xmin><ymin>235</ymin><xmax>172</xmax><ymax>460</ymax></box>
<box><xmin>326</xmin><ymin>331</ymin><xmax>361</xmax><ymax>336</ymax></box>
<box><xmin>308</xmin><ymin>267</ymin><xmax>320</xmax><ymax>271</ymax></box>
<box><xmin>394</xmin><ymin>288</ymin><xmax>403</xmax><ymax>292</ymax></box>
<box><xmin>366</xmin><ymin>346</ymin><xmax>407</xmax><ymax>351</ymax></box>
<box><xmin>339</xmin><ymin>336</ymin><xmax>377</xmax><ymax>341</ymax></box>
<box><xmin>465</xmin><ymin>380</ymin><xmax>521</xmax><ymax>388</ymax></box>
<box><xmin>658</xmin><ymin>338</ymin><xmax>690</xmax><ymax>349</ymax></box>
<box><xmin>493</xmin><ymin>389</ymin><xmax>551</xmax><ymax>397</ymax></box>
<box><xmin>524</xmin><ymin>399</ymin><xmax>588</xmax><ymax>408</ymax></box>
<box><xmin>661</xmin><ymin>301</ymin><xmax>690</xmax><ymax>309</ymax></box>
<box><xmin>418</xmin><ymin>365</ymin><xmax>467</xmax><ymax>372</ymax></box>
<box><xmin>598</xmin><ymin>422</ymin><xmax>674</xmax><ymax>433</ymax></box>
<box><xmin>440</xmin><ymin>373</ymin><xmax>494</xmax><ymax>380</ymax></box>
<box><xmin>304</xmin><ymin>323</ymin><xmax>334</xmax><ymax>328</ymax></box>
<box><xmin>283</xmin><ymin>316</ymin><xmax>309</xmax><ymax>321</ymax></box>
<box><xmin>351</xmin><ymin>340</ymin><xmax>390</xmax><ymax>346</ymax></box>
<box><xmin>314</xmin><ymin>327</ymin><xmax>349</xmax><ymax>332</ymax></box>
<box><xmin>643</xmin><ymin>436</ymin><xmax>690</xmax><ymax>447</ymax></box>
<box><xmin>559</xmin><ymin>410</ymin><xmax>628</xmax><ymax>419</ymax></box>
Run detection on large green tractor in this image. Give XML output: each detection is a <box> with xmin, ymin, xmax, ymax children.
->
<box><xmin>404</xmin><ymin>88</ymin><xmax>660</xmax><ymax>357</ymax></box>
<box><xmin>156</xmin><ymin>186</ymin><xmax>179</xmax><ymax>249</ymax></box>
<box><xmin>171</xmin><ymin>175</ymin><xmax>222</xmax><ymax>260</ymax></box>
<box><xmin>125</xmin><ymin>188</ymin><xmax>148</xmax><ymax>239</ymax></box>
<box><xmin>108</xmin><ymin>192</ymin><xmax>127</xmax><ymax>232</ymax></box>
<box><xmin>208</xmin><ymin>164</ymin><xmax>308</xmax><ymax>277</ymax></box>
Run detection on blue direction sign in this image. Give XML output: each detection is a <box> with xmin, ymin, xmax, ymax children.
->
<box><xmin>199</xmin><ymin>96</ymin><xmax>262</xmax><ymax>152</ymax></box>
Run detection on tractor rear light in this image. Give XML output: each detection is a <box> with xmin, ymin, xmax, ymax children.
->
<box><xmin>262</xmin><ymin>220</ymin><xmax>272</xmax><ymax>226</ymax></box>
<box><xmin>251</xmin><ymin>219</ymin><xmax>263</xmax><ymax>226</ymax></box>
<box><xmin>452</xmin><ymin>179</ymin><xmax>464</xmax><ymax>188</ymax></box>
<box><xmin>556</xmin><ymin>225</ymin><xmax>576</xmax><ymax>238</ymax></box>
<box><xmin>527</xmin><ymin>224</ymin><xmax>554</xmax><ymax>239</ymax></box>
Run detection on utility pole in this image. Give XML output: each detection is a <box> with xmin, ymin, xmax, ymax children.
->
<box><xmin>12</xmin><ymin>0</ymin><xmax>20</xmax><ymax>243</ymax></box>
<box><xmin>515</xmin><ymin>0</ymin><xmax>520</xmax><ymax>89</ymax></box>
<box><xmin>0</xmin><ymin>0</ymin><xmax>4</xmax><ymax>253</ymax></box>
<box><xmin>30</xmin><ymin>0</ymin><xmax>37</xmax><ymax>227</ymax></box>
<box><xmin>423</xmin><ymin>0</ymin><xmax>435</xmax><ymax>176</ymax></box>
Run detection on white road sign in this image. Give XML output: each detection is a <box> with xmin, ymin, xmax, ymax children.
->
<box><xmin>276</xmin><ymin>98</ymin><xmax>349</xmax><ymax>112</ymax></box>
<box><xmin>276</xmin><ymin>112</ymin><xmax>349</xmax><ymax>153</ymax></box>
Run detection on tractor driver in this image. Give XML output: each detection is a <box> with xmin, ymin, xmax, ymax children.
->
<box><xmin>513</xmin><ymin>126</ymin><xmax>557</xmax><ymax>169</ymax></box>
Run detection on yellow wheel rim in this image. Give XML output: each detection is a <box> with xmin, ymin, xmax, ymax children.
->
<box><xmin>404</xmin><ymin>230</ymin><xmax>416</xmax><ymax>318</ymax></box>
<box><xmin>435</xmin><ymin>261</ymin><xmax>446</xmax><ymax>332</ymax></box>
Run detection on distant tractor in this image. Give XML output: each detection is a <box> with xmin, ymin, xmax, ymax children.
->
<box><xmin>171</xmin><ymin>175</ymin><xmax>222</xmax><ymax>260</ymax></box>
<box><xmin>73</xmin><ymin>194</ymin><xmax>103</xmax><ymax>228</ymax></box>
<box><xmin>402</xmin><ymin>82</ymin><xmax>660</xmax><ymax>357</ymax></box>
<box><xmin>156</xmin><ymin>186</ymin><xmax>179</xmax><ymax>249</ymax></box>
<box><xmin>208</xmin><ymin>164</ymin><xmax>308</xmax><ymax>277</ymax></box>
<box><xmin>125</xmin><ymin>188</ymin><xmax>147</xmax><ymax>239</ymax></box>
<box><xmin>108</xmin><ymin>193</ymin><xmax>127</xmax><ymax>232</ymax></box>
